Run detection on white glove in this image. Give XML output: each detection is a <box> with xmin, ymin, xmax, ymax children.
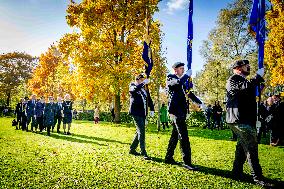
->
<box><xmin>265</xmin><ymin>115</ymin><xmax>273</xmax><ymax>122</ymax></box>
<box><xmin>200</xmin><ymin>103</ymin><xmax>207</xmax><ymax>111</ymax></box>
<box><xmin>150</xmin><ymin>111</ymin><xmax>154</xmax><ymax>117</ymax></box>
<box><xmin>256</xmin><ymin>68</ymin><xmax>264</xmax><ymax>77</ymax></box>
<box><xmin>143</xmin><ymin>79</ymin><xmax>150</xmax><ymax>85</ymax></box>
<box><xmin>186</xmin><ymin>114</ymin><xmax>190</xmax><ymax>120</ymax></box>
<box><xmin>169</xmin><ymin>114</ymin><xmax>177</xmax><ymax>122</ymax></box>
<box><xmin>186</xmin><ymin>69</ymin><xmax>192</xmax><ymax>77</ymax></box>
<box><xmin>145</xmin><ymin>119</ymin><xmax>148</xmax><ymax>126</ymax></box>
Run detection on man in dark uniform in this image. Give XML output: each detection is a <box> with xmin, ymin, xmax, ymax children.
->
<box><xmin>204</xmin><ymin>105</ymin><xmax>212</xmax><ymax>129</ymax></box>
<box><xmin>21</xmin><ymin>97</ymin><xmax>29</xmax><ymax>131</ymax></box>
<box><xmin>226</xmin><ymin>60</ymin><xmax>273</xmax><ymax>187</ymax></box>
<box><xmin>165</xmin><ymin>62</ymin><xmax>205</xmax><ymax>170</ymax></box>
<box><xmin>129</xmin><ymin>74</ymin><xmax>154</xmax><ymax>160</ymax></box>
<box><xmin>15</xmin><ymin>98</ymin><xmax>24</xmax><ymax>130</ymax></box>
<box><xmin>44</xmin><ymin>96</ymin><xmax>56</xmax><ymax>136</ymax></box>
<box><xmin>54</xmin><ymin>96</ymin><xmax>63</xmax><ymax>133</ymax></box>
<box><xmin>35</xmin><ymin>96</ymin><xmax>45</xmax><ymax>133</ymax></box>
<box><xmin>212</xmin><ymin>101</ymin><xmax>223</xmax><ymax>130</ymax></box>
<box><xmin>27</xmin><ymin>94</ymin><xmax>37</xmax><ymax>132</ymax></box>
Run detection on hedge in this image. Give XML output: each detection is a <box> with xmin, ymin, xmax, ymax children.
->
<box><xmin>77</xmin><ymin>111</ymin><xmax>208</xmax><ymax>127</ymax></box>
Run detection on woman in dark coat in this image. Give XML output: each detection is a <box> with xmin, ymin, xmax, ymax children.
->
<box><xmin>35</xmin><ymin>97</ymin><xmax>45</xmax><ymax>133</ymax></box>
<box><xmin>62</xmin><ymin>94</ymin><xmax>73</xmax><ymax>135</ymax></box>
<box><xmin>44</xmin><ymin>96</ymin><xmax>56</xmax><ymax>136</ymax></box>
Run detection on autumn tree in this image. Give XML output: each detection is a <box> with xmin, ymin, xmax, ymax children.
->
<box><xmin>0</xmin><ymin>52</ymin><xmax>36</xmax><ymax>106</ymax></box>
<box><xmin>265</xmin><ymin>0</ymin><xmax>284</xmax><ymax>89</ymax></box>
<box><xmin>59</xmin><ymin>0</ymin><xmax>165</xmax><ymax>123</ymax></box>
<box><xmin>194</xmin><ymin>0</ymin><xmax>258</xmax><ymax>104</ymax></box>
<box><xmin>28</xmin><ymin>46</ymin><xmax>74</xmax><ymax>99</ymax></box>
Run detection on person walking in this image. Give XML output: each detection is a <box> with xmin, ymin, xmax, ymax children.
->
<box><xmin>129</xmin><ymin>73</ymin><xmax>154</xmax><ymax>160</ymax></box>
<box><xmin>165</xmin><ymin>62</ymin><xmax>205</xmax><ymax>170</ymax></box>
<box><xmin>226</xmin><ymin>59</ymin><xmax>273</xmax><ymax>187</ymax></box>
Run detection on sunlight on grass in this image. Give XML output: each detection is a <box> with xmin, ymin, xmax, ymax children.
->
<box><xmin>0</xmin><ymin>117</ymin><xmax>283</xmax><ymax>188</ymax></box>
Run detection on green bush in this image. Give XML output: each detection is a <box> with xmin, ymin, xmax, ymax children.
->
<box><xmin>77</xmin><ymin>111</ymin><xmax>133</xmax><ymax>123</ymax></box>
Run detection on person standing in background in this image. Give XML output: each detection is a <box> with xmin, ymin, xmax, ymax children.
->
<box><xmin>62</xmin><ymin>94</ymin><xmax>73</xmax><ymax>135</ymax></box>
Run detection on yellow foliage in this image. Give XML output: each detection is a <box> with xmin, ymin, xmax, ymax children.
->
<box><xmin>265</xmin><ymin>0</ymin><xmax>284</xmax><ymax>86</ymax></box>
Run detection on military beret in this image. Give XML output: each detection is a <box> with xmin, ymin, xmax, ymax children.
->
<box><xmin>232</xmin><ymin>60</ymin><xmax>249</xmax><ymax>69</ymax></box>
<box><xmin>135</xmin><ymin>73</ymin><xmax>145</xmax><ymax>80</ymax></box>
<box><xmin>172</xmin><ymin>62</ymin><xmax>185</xmax><ymax>69</ymax></box>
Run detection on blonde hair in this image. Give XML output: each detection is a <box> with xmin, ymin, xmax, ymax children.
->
<box><xmin>64</xmin><ymin>94</ymin><xmax>70</xmax><ymax>100</ymax></box>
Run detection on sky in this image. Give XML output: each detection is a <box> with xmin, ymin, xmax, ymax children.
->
<box><xmin>0</xmin><ymin>0</ymin><xmax>233</xmax><ymax>76</ymax></box>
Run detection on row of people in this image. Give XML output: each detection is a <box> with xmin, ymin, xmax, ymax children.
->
<box><xmin>128</xmin><ymin>60</ymin><xmax>273</xmax><ymax>187</ymax></box>
<box><xmin>14</xmin><ymin>94</ymin><xmax>73</xmax><ymax>136</ymax></box>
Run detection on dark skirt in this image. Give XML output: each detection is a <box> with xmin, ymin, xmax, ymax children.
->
<box><xmin>63</xmin><ymin>113</ymin><xmax>72</xmax><ymax>124</ymax></box>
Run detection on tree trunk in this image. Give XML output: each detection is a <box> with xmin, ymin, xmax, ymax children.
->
<box><xmin>114</xmin><ymin>93</ymin><xmax>121</xmax><ymax>123</ymax></box>
<box><xmin>6</xmin><ymin>91</ymin><xmax>11</xmax><ymax>107</ymax></box>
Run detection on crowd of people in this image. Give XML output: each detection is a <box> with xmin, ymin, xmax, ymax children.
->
<box><xmin>259</xmin><ymin>95</ymin><xmax>284</xmax><ymax>146</ymax></box>
<box><xmin>13</xmin><ymin>94</ymin><xmax>73</xmax><ymax>136</ymax></box>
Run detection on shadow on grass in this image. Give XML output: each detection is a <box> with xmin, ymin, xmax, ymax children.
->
<box><xmin>38</xmin><ymin>132</ymin><xmax>106</xmax><ymax>146</ymax></box>
<box><xmin>72</xmin><ymin>133</ymin><xmax>131</xmax><ymax>145</ymax></box>
<box><xmin>198</xmin><ymin>165</ymin><xmax>284</xmax><ymax>188</ymax></box>
<box><xmin>149</xmin><ymin>157</ymin><xmax>284</xmax><ymax>188</ymax></box>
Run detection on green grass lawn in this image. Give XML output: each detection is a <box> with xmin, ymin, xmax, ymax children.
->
<box><xmin>0</xmin><ymin>117</ymin><xmax>283</xmax><ymax>188</ymax></box>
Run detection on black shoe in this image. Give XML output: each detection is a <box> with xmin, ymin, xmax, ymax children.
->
<box><xmin>129</xmin><ymin>150</ymin><xmax>140</xmax><ymax>156</ymax></box>
<box><xmin>64</xmin><ymin>131</ymin><xmax>67</xmax><ymax>135</ymax></box>
<box><xmin>183</xmin><ymin>164</ymin><xmax>198</xmax><ymax>171</ymax></box>
<box><xmin>253</xmin><ymin>177</ymin><xmax>274</xmax><ymax>187</ymax></box>
<box><xmin>47</xmin><ymin>133</ymin><xmax>51</xmax><ymax>136</ymax></box>
<box><xmin>57</xmin><ymin>131</ymin><xmax>61</xmax><ymax>134</ymax></box>
<box><xmin>67</xmin><ymin>132</ymin><xmax>71</xmax><ymax>135</ymax></box>
<box><xmin>165</xmin><ymin>158</ymin><xmax>180</xmax><ymax>165</ymax></box>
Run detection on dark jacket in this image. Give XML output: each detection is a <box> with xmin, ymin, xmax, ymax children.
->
<box><xmin>129</xmin><ymin>82</ymin><xmax>154</xmax><ymax>118</ymax></box>
<box><xmin>35</xmin><ymin>102</ymin><xmax>45</xmax><ymax>117</ymax></box>
<box><xmin>15</xmin><ymin>102</ymin><xmax>23</xmax><ymax>116</ymax></box>
<box><xmin>226</xmin><ymin>74</ymin><xmax>264</xmax><ymax>125</ymax></box>
<box><xmin>55</xmin><ymin>102</ymin><xmax>63</xmax><ymax>117</ymax></box>
<box><xmin>167</xmin><ymin>74</ymin><xmax>202</xmax><ymax>118</ymax></box>
<box><xmin>27</xmin><ymin>100</ymin><xmax>36</xmax><ymax>116</ymax></box>
<box><xmin>62</xmin><ymin>101</ymin><xmax>73</xmax><ymax>115</ymax></box>
<box><xmin>213</xmin><ymin>105</ymin><xmax>222</xmax><ymax>119</ymax></box>
<box><xmin>44</xmin><ymin>103</ymin><xmax>56</xmax><ymax>126</ymax></box>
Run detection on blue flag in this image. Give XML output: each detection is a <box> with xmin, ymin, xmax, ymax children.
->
<box><xmin>249</xmin><ymin>0</ymin><xmax>266</xmax><ymax>99</ymax></box>
<box><xmin>185</xmin><ymin>0</ymin><xmax>194</xmax><ymax>92</ymax></box>
<box><xmin>187</xmin><ymin>0</ymin><xmax>193</xmax><ymax>70</ymax></box>
<box><xmin>249</xmin><ymin>0</ymin><xmax>266</xmax><ymax>69</ymax></box>
<box><xmin>142</xmin><ymin>41</ymin><xmax>153</xmax><ymax>78</ymax></box>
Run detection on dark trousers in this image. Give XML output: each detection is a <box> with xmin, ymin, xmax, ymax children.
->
<box><xmin>162</xmin><ymin>122</ymin><xmax>169</xmax><ymax>130</ymax></box>
<box><xmin>46</xmin><ymin>124</ymin><xmax>52</xmax><ymax>136</ymax></box>
<box><xmin>257</xmin><ymin>122</ymin><xmax>266</xmax><ymax>143</ymax></box>
<box><xmin>228</xmin><ymin>123</ymin><xmax>263</xmax><ymax>179</ymax></box>
<box><xmin>213</xmin><ymin>117</ymin><xmax>222</xmax><ymax>130</ymax></box>
<box><xmin>206</xmin><ymin>116</ymin><xmax>211</xmax><ymax>129</ymax></box>
<box><xmin>16</xmin><ymin>115</ymin><xmax>22</xmax><ymax>129</ymax></box>
<box><xmin>54</xmin><ymin>116</ymin><xmax>62</xmax><ymax>132</ymax></box>
<box><xmin>21</xmin><ymin>115</ymin><xmax>27</xmax><ymax>131</ymax></box>
<box><xmin>130</xmin><ymin>115</ymin><xmax>147</xmax><ymax>155</ymax></box>
<box><xmin>165</xmin><ymin>117</ymin><xmax>192</xmax><ymax>165</ymax></box>
<box><xmin>27</xmin><ymin>115</ymin><xmax>37</xmax><ymax>131</ymax></box>
<box><xmin>36</xmin><ymin>116</ymin><xmax>44</xmax><ymax>132</ymax></box>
